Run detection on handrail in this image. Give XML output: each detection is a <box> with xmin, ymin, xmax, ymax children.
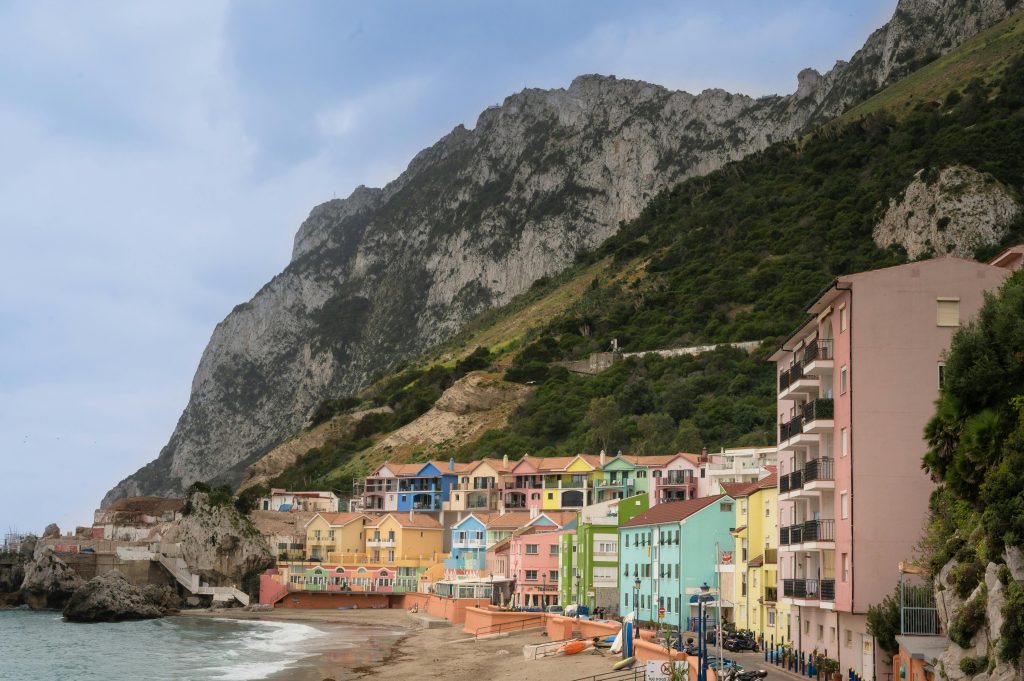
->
<box><xmin>570</xmin><ymin>668</ymin><xmax>646</xmax><ymax>681</ymax></box>
<box><xmin>474</xmin><ymin>615</ymin><xmax>545</xmax><ymax>638</ymax></box>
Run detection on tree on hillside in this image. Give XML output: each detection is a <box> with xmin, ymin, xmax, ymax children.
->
<box><xmin>632</xmin><ymin>413</ymin><xmax>677</xmax><ymax>456</ymax></box>
<box><xmin>585</xmin><ymin>396</ymin><xmax>622</xmax><ymax>453</ymax></box>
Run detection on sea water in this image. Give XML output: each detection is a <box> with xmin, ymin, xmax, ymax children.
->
<box><xmin>0</xmin><ymin>610</ymin><xmax>394</xmax><ymax>680</ymax></box>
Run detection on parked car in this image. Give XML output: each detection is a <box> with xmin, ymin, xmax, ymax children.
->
<box><xmin>545</xmin><ymin>604</ymin><xmax>564</xmax><ymax>614</ymax></box>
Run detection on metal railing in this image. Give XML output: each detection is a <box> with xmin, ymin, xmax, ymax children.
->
<box><xmin>802</xmin><ymin>398</ymin><xmax>834</xmax><ymax>422</ymax></box>
<box><xmin>779</xmin><ymin>414</ymin><xmax>804</xmax><ymax>442</ymax></box>
<box><xmin>802</xmin><ymin>339</ymin><xmax>833</xmax><ymax>365</ymax></box>
<box><xmin>474</xmin><ymin>616</ymin><xmax>545</xmax><ymax>638</ymax></box>
<box><xmin>901</xmin><ymin>574</ymin><xmax>940</xmax><ymax>635</ymax></box>
<box><xmin>779</xmin><ymin>526</ymin><xmax>790</xmax><ymax>545</ymax></box>
<box><xmin>782</xmin><ymin>578</ymin><xmax>835</xmax><ymax>601</ymax></box>
<box><xmin>802</xmin><ymin>457</ymin><xmax>834</xmax><ymax>484</ymax></box>
<box><xmin>782</xmin><ymin>519</ymin><xmax>834</xmax><ymax>544</ymax></box>
<box><xmin>821</xmin><ymin>579</ymin><xmax>836</xmax><ymax>601</ymax></box>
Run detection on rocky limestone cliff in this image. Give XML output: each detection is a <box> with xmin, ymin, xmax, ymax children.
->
<box><xmin>104</xmin><ymin>0</ymin><xmax>1022</xmax><ymax>504</ymax></box>
<box><xmin>363</xmin><ymin>371</ymin><xmax>532</xmax><ymax>464</ymax></box>
<box><xmin>238</xmin><ymin>405</ymin><xmax>392</xmax><ymax>491</ymax></box>
<box><xmin>159</xmin><ymin>492</ymin><xmax>273</xmax><ymax>587</ymax></box>
<box><xmin>874</xmin><ymin>165</ymin><xmax>1021</xmax><ymax>259</ymax></box>
<box><xmin>933</xmin><ymin>552</ymin><xmax>1024</xmax><ymax>681</ymax></box>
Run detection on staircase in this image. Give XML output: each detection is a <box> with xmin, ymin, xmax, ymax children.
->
<box><xmin>155</xmin><ymin>544</ymin><xmax>249</xmax><ymax>606</ymax></box>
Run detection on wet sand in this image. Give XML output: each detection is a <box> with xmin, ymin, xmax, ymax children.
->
<box><xmin>181</xmin><ymin>609</ymin><xmax>617</xmax><ymax>681</ymax></box>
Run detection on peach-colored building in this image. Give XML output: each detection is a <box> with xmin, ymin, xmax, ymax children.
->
<box><xmin>770</xmin><ymin>254</ymin><xmax>1019</xmax><ymax>681</ymax></box>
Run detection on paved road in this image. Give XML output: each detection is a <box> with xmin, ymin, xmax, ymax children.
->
<box><xmin>716</xmin><ymin>649</ymin><xmax>803</xmax><ymax>681</ymax></box>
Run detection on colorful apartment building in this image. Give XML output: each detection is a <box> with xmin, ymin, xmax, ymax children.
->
<box><xmin>618</xmin><ymin>495</ymin><xmax>736</xmax><ymax>627</ymax></box>
<box><xmin>597</xmin><ymin>454</ymin><xmax>702</xmax><ymax>505</ymax></box>
<box><xmin>363</xmin><ymin>513</ymin><xmax>446</xmax><ymax>564</ymax></box>
<box><xmin>507</xmin><ymin>511</ymin><xmax>577</xmax><ymax>608</ymax></box>
<box><xmin>304</xmin><ymin>512</ymin><xmax>367</xmax><ymax>562</ymax></box>
<box><xmin>443</xmin><ymin>513</ymin><xmax>492</xmax><ymax>574</ymax></box>
<box><xmin>770</xmin><ymin>255</ymin><xmax>1017</xmax><ymax>681</ymax></box>
<box><xmin>722</xmin><ymin>473</ymin><xmax>788</xmax><ymax>645</ymax></box>
<box><xmin>445</xmin><ymin>458</ymin><xmax>509</xmax><ymax>512</ymax></box>
<box><xmin>501</xmin><ymin>454</ymin><xmax>604</xmax><ymax>511</ymax></box>
<box><xmin>356</xmin><ymin>460</ymin><xmax>470</xmax><ymax>512</ymax></box>
<box><xmin>559</xmin><ymin>493</ymin><xmax>650</xmax><ymax>612</ymax></box>
<box><xmin>696</xmin><ymin>447</ymin><xmax>777</xmax><ymax>498</ymax></box>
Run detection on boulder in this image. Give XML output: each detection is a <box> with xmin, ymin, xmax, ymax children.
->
<box><xmin>141</xmin><ymin>584</ymin><xmax>183</xmax><ymax>611</ymax></box>
<box><xmin>1004</xmin><ymin>546</ymin><xmax>1024</xmax><ymax>584</ymax></box>
<box><xmin>63</xmin><ymin>571</ymin><xmax>164</xmax><ymax>623</ymax></box>
<box><xmin>984</xmin><ymin>563</ymin><xmax>1006</xmax><ymax>641</ymax></box>
<box><xmin>42</xmin><ymin>523</ymin><xmax>60</xmax><ymax>539</ymax></box>
<box><xmin>20</xmin><ymin>548</ymin><xmax>85</xmax><ymax>609</ymax></box>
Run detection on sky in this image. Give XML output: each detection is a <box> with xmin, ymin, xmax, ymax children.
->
<box><xmin>0</xmin><ymin>0</ymin><xmax>897</xmax><ymax>536</ymax></box>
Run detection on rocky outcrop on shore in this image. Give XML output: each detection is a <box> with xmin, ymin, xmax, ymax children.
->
<box><xmin>62</xmin><ymin>571</ymin><xmax>165</xmax><ymax>622</ymax></box>
<box><xmin>160</xmin><ymin>492</ymin><xmax>273</xmax><ymax>587</ymax></box>
<box><xmin>19</xmin><ymin>548</ymin><xmax>85</xmax><ymax>610</ymax></box>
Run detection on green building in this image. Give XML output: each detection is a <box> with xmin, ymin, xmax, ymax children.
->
<box><xmin>559</xmin><ymin>493</ymin><xmax>649</xmax><ymax>613</ymax></box>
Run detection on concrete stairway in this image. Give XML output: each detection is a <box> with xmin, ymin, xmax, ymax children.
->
<box><xmin>155</xmin><ymin>547</ymin><xmax>249</xmax><ymax>606</ymax></box>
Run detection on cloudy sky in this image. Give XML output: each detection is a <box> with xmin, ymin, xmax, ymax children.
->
<box><xmin>0</xmin><ymin>0</ymin><xmax>896</xmax><ymax>535</ymax></box>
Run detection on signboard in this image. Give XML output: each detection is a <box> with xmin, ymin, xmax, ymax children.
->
<box><xmin>646</xmin><ymin>660</ymin><xmax>689</xmax><ymax>681</ymax></box>
<box><xmin>658</xmin><ymin>607</ymin><xmax>665</xmax><ymax>619</ymax></box>
<box><xmin>720</xmin><ymin>550</ymin><xmax>733</xmax><ymax>565</ymax></box>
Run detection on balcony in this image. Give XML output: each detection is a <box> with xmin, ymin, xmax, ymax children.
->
<box><xmin>779</xmin><ymin>362</ymin><xmax>820</xmax><ymax>399</ymax></box>
<box><xmin>801</xmin><ymin>339</ymin><xmax>834</xmax><ymax>376</ymax></box>
<box><xmin>802</xmin><ymin>399</ymin><xmax>834</xmax><ymax>434</ymax></box>
<box><xmin>780</xmin><ymin>458</ymin><xmax>834</xmax><ymax>498</ymax></box>
<box><xmin>762</xmin><ymin>586</ymin><xmax>778</xmax><ymax>604</ymax></box>
<box><xmin>367</xmin><ymin>538</ymin><xmax>396</xmax><ymax>548</ymax></box>
<box><xmin>781</xmin><ymin>519</ymin><xmax>835</xmax><ymax>547</ymax></box>
<box><xmin>452</xmin><ymin>539</ymin><xmax>486</xmax><ymax>550</ymax></box>
<box><xmin>782</xmin><ymin>578</ymin><xmax>834</xmax><ymax>602</ymax></box>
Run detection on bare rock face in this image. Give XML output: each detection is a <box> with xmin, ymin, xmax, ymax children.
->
<box><xmin>160</xmin><ymin>493</ymin><xmax>273</xmax><ymax>587</ymax></box>
<box><xmin>103</xmin><ymin>0</ymin><xmax>1022</xmax><ymax>504</ymax></box>
<box><xmin>367</xmin><ymin>372</ymin><xmax>533</xmax><ymax>461</ymax></box>
<box><xmin>62</xmin><ymin>571</ymin><xmax>164</xmax><ymax>623</ymax></box>
<box><xmin>20</xmin><ymin>548</ymin><xmax>86</xmax><ymax>610</ymax></box>
<box><xmin>41</xmin><ymin>524</ymin><xmax>60</xmax><ymax>539</ymax></box>
<box><xmin>873</xmin><ymin>166</ymin><xmax>1021</xmax><ymax>259</ymax></box>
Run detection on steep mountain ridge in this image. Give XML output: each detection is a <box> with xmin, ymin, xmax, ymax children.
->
<box><xmin>104</xmin><ymin>0</ymin><xmax>1021</xmax><ymax>505</ymax></box>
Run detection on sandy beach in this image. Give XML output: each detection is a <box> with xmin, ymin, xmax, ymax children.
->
<box><xmin>180</xmin><ymin>609</ymin><xmax>617</xmax><ymax>681</ymax></box>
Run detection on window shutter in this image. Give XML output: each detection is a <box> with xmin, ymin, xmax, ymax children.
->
<box><xmin>937</xmin><ymin>299</ymin><xmax>960</xmax><ymax>327</ymax></box>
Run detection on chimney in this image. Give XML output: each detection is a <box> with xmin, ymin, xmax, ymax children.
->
<box><xmin>502</xmin><ymin>454</ymin><xmax>509</xmax><ymax>468</ymax></box>
<box><xmin>409</xmin><ymin>509</ymin><xmax>414</xmax><ymax>523</ymax></box>
<box><xmin>599</xmin><ymin>449</ymin><xmax>606</xmax><ymax>467</ymax></box>
<box><xmin>449</xmin><ymin>457</ymin><xmax>455</xmax><ymax>472</ymax></box>
<box><xmin>700</xmin><ymin>446</ymin><xmax>709</xmax><ymax>463</ymax></box>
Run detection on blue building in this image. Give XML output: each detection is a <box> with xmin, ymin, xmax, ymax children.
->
<box><xmin>394</xmin><ymin>460</ymin><xmax>462</xmax><ymax>512</ymax></box>
<box><xmin>618</xmin><ymin>494</ymin><xmax>736</xmax><ymax>628</ymax></box>
<box><xmin>443</xmin><ymin>513</ymin><xmax>490</xmax><ymax>573</ymax></box>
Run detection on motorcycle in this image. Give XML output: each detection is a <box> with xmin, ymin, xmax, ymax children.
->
<box><xmin>726</xmin><ymin>667</ymin><xmax>768</xmax><ymax>681</ymax></box>
<box><xmin>724</xmin><ymin>633</ymin><xmax>759</xmax><ymax>652</ymax></box>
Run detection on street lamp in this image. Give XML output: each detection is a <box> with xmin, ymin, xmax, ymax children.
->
<box><xmin>634</xmin><ymin>577</ymin><xmax>642</xmax><ymax>639</ymax></box>
<box><xmin>698</xmin><ymin>581</ymin><xmax>711</xmax><ymax>681</ymax></box>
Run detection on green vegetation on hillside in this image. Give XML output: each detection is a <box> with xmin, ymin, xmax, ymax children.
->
<box><xmin>919</xmin><ymin>269</ymin><xmax>1024</xmax><ymax>663</ymax></box>
<box><xmin>265</xmin><ymin>49</ymin><xmax>1024</xmax><ymax>489</ymax></box>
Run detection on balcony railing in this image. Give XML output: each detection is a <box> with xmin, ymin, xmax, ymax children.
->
<box><xmin>779</xmin><ymin>469</ymin><xmax>803</xmax><ymax>494</ymax></box>
<box><xmin>802</xmin><ymin>398</ymin><xmax>834</xmax><ymax>422</ymax></box>
<box><xmin>783</xmin><ymin>578</ymin><xmax>833</xmax><ymax>600</ymax></box>
<box><xmin>782</xmin><ymin>519</ymin><xmax>835</xmax><ymax>545</ymax></box>
<box><xmin>803</xmin><ymin>458</ymin><xmax>834</xmax><ymax>484</ymax></box>
<box><xmin>802</xmin><ymin>339</ymin><xmax>833</xmax><ymax>366</ymax></box>
<box><xmin>367</xmin><ymin>538</ymin><xmax>396</xmax><ymax>548</ymax></box>
<box><xmin>779</xmin><ymin>414</ymin><xmax>804</xmax><ymax>443</ymax></box>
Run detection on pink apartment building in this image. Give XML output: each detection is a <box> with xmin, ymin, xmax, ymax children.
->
<box><xmin>506</xmin><ymin>511</ymin><xmax>576</xmax><ymax>608</ymax></box>
<box><xmin>770</xmin><ymin>253</ymin><xmax>1020</xmax><ymax>681</ymax></box>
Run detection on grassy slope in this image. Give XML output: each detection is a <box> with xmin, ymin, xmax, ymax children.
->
<box><xmin>839</xmin><ymin>11</ymin><xmax>1024</xmax><ymax>123</ymax></box>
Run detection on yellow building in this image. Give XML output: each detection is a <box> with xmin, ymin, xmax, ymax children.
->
<box><xmin>447</xmin><ymin>458</ymin><xmax>508</xmax><ymax>511</ymax></box>
<box><xmin>304</xmin><ymin>512</ymin><xmax>368</xmax><ymax>562</ymax></box>
<box><xmin>364</xmin><ymin>513</ymin><xmax>445</xmax><ymax>564</ymax></box>
<box><xmin>725</xmin><ymin>473</ymin><xmax>789</xmax><ymax>645</ymax></box>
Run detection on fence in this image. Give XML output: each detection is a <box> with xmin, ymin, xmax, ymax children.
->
<box><xmin>900</xmin><ymin>571</ymin><xmax>939</xmax><ymax>635</ymax></box>
<box><xmin>570</xmin><ymin>669</ymin><xmax>645</xmax><ymax>681</ymax></box>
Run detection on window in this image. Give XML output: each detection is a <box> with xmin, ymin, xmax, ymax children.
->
<box><xmin>937</xmin><ymin>298</ymin><xmax>960</xmax><ymax>327</ymax></box>
<box><xmin>531</xmin><ymin>493</ymin><xmax>540</xmax><ymax>500</ymax></box>
<box><xmin>804</xmin><ymin>619</ymin><xmax>810</xmax><ymax>634</ymax></box>
<box><xmin>830</xmin><ymin>626</ymin><xmax>836</xmax><ymax>643</ymax></box>
<box><xmin>841</xmin><ymin>491</ymin><xmax>849</xmax><ymax>519</ymax></box>
<box><xmin>624</xmin><ymin>563</ymin><xmax>629</xmax><ymax>576</ymax></box>
<box><xmin>525</xmin><ymin>570</ymin><xmax>538</xmax><ymax>581</ymax></box>
<box><xmin>841</xmin><ymin>428</ymin><xmax>848</xmax><ymax>457</ymax></box>
<box><xmin>839</xmin><ymin>304</ymin><xmax>847</xmax><ymax>332</ymax></box>
<box><xmin>314</xmin><ymin>530</ymin><xmax>321</xmax><ymax>540</ymax></box>
<box><xmin>845</xmin><ymin>629</ymin><xmax>853</xmax><ymax>646</ymax></box>
<box><xmin>720</xmin><ymin>502</ymin><xmax>733</xmax><ymax>513</ymax></box>
<box><xmin>550</xmin><ymin>544</ymin><xmax>559</xmax><ymax>555</ymax></box>
<box><xmin>842</xmin><ymin>553</ymin><xmax>850</xmax><ymax>582</ymax></box>
<box><xmin>550</xmin><ymin>570</ymin><xmax>558</xmax><ymax>581</ymax></box>
<box><xmin>765</xmin><ymin>501</ymin><xmax>771</xmax><ymax>517</ymax></box>
<box><xmin>938</xmin><ymin>362</ymin><xmax>946</xmax><ymax>390</ymax></box>
<box><xmin>742</xmin><ymin>538</ymin><xmax>748</xmax><ymax>562</ymax></box>
<box><xmin>547</xmin><ymin>493</ymin><xmax>553</xmax><ymax>500</ymax></box>
<box><xmin>740</xmin><ymin>500</ymin><xmax>747</xmax><ymax>515</ymax></box>
<box><xmin>767</xmin><ymin>609</ymin><xmax>776</xmax><ymax>627</ymax></box>
<box><xmin>818</xmin><ymin>624</ymin><xmax>824</xmax><ymax>639</ymax></box>
<box><xmin>840</xmin><ymin>365</ymin><xmax>848</xmax><ymax>394</ymax></box>
<box><xmin>387</xmin><ymin>550</ymin><xmax>394</xmax><ymax>562</ymax></box>
<box><xmin>328</xmin><ymin>530</ymin><xmax>335</xmax><ymax>540</ymax></box>
<box><xmin>653</xmin><ymin>470</ymin><xmax>663</xmax><ymax>478</ymax></box>
<box><xmin>625</xmin><ymin>534</ymin><xmax>630</xmax><ymax>548</ymax></box>
<box><xmin>526</xmin><ymin>544</ymin><xmax>538</xmax><ymax>555</ymax></box>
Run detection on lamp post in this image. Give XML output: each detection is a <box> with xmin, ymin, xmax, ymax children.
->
<box><xmin>697</xmin><ymin>581</ymin><xmax>711</xmax><ymax>681</ymax></box>
<box><xmin>634</xmin><ymin>577</ymin><xmax>642</xmax><ymax>639</ymax></box>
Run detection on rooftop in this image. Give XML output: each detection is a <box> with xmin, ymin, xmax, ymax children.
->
<box><xmin>622</xmin><ymin>495</ymin><xmax>730</xmax><ymax>528</ymax></box>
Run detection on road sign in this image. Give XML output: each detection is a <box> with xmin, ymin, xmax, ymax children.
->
<box><xmin>658</xmin><ymin>607</ymin><xmax>665</xmax><ymax>619</ymax></box>
<box><xmin>646</xmin><ymin>660</ymin><xmax>689</xmax><ymax>681</ymax></box>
